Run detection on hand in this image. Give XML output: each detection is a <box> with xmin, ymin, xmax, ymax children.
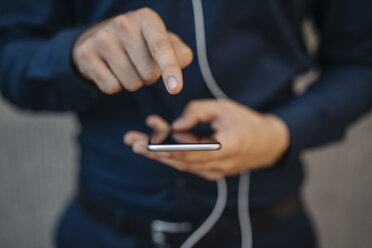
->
<box><xmin>73</xmin><ymin>7</ymin><xmax>193</xmax><ymax>95</ymax></box>
<box><xmin>124</xmin><ymin>99</ymin><xmax>290</xmax><ymax>181</ymax></box>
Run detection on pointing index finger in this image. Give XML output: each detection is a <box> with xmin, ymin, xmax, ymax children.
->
<box><xmin>140</xmin><ymin>12</ymin><xmax>183</xmax><ymax>94</ymax></box>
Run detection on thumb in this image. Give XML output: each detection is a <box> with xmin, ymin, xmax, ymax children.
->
<box><xmin>172</xmin><ymin>100</ymin><xmax>219</xmax><ymax>131</ymax></box>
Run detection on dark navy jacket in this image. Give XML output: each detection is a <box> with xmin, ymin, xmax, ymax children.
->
<box><xmin>1</xmin><ymin>0</ymin><xmax>371</xmax><ymax>221</ymax></box>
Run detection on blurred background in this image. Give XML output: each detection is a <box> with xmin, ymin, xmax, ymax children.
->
<box><xmin>0</xmin><ymin>20</ymin><xmax>371</xmax><ymax>248</ymax></box>
<box><xmin>0</xmin><ymin>92</ymin><xmax>371</xmax><ymax>248</ymax></box>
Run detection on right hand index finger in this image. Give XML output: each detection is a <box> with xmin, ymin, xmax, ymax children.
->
<box><xmin>138</xmin><ymin>9</ymin><xmax>183</xmax><ymax>94</ymax></box>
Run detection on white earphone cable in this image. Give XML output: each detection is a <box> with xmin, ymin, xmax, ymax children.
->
<box><xmin>179</xmin><ymin>177</ymin><xmax>228</xmax><ymax>248</ymax></box>
<box><xmin>180</xmin><ymin>1</ymin><xmax>253</xmax><ymax>247</ymax></box>
<box><xmin>238</xmin><ymin>172</ymin><xmax>253</xmax><ymax>248</ymax></box>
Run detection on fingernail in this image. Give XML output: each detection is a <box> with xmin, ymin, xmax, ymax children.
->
<box><xmin>166</xmin><ymin>76</ymin><xmax>179</xmax><ymax>92</ymax></box>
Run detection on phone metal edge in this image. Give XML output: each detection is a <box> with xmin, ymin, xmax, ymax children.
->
<box><xmin>147</xmin><ymin>143</ymin><xmax>221</xmax><ymax>152</ymax></box>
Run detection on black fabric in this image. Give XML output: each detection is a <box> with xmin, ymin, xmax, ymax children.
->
<box><xmin>77</xmin><ymin>189</ymin><xmax>301</xmax><ymax>247</ymax></box>
<box><xmin>56</xmin><ymin>196</ymin><xmax>316</xmax><ymax>248</ymax></box>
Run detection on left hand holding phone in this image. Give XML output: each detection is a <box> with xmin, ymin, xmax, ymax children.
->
<box><xmin>124</xmin><ymin>99</ymin><xmax>289</xmax><ymax>181</ymax></box>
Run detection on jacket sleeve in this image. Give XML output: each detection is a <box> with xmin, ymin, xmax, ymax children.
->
<box><xmin>0</xmin><ymin>0</ymin><xmax>101</xmax><ymax>112</ymax></box>
<box><xmin>272</xmin><ymin>0</ymin><xmax>372</xmax><ymax>159</ymax></box>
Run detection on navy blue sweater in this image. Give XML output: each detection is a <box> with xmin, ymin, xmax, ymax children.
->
<box><xmin>1</xmin><ymin>0</ymin><xmax>371</xmax><ymax>221</ymax></box>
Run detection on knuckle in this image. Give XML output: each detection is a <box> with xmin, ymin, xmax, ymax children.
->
<box><xmin>91</xmin><ymin>71</ymin><xmax>104</xmax><ymax>83</ymax></box>
<box><xmin>102</xmin><ymin>86</ymin><xmax>118</xmax><ymax>95</ymax></box>
<box><xmin>137</xmin><ymin>7</ymin><xmax>156</xmax><ymax>17</ymax></box>
<box><xmin>75</xmin><ymin>44</ymin><xmax>92</xmax><ymax>62</ymax></box>
<box><xmin>125</xmin><ymin>81</ymin><xmax>143</xmax><ymax>92</ymax></box>
<box><xmin>151</xmin><ymin>39</ymin><xmax>172</xmax><ymax>55</ymax></box>
<box><xmin>76</xmin><ymin>65</ymin><xmax>88</xmax><ymax>77</ymax></box>
<box><xmin>95</xmin><ymin>29</ymin><xmax>112</xmax><ymax>47</ymax></box>
<box><xmin>113</xmin><ymin>14</ymin><xmax>132</xmax><ymax>32</ymax></box>
<box><xmin>142</xmin><ymin>67</ymin><xmax>161</xmax><ymax>83</ymax></box>
<box><xmin>102</xmin><ymin>83</ymin><xmax>121</xmax><ymax>95</ymax></box>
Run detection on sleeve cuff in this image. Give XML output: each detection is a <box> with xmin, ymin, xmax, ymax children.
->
<box><xmin>27</xmin><ymin>26</ymin><xmax>102</xmax><ymax>111</ymax></box>
<box><xmin>270</xmin><ymin>65</ymin><xmax>372</xmax><ymax>162</ymax></box>
<box><xmin>271</xmin><ymin>94</ymin><xmax>323</xmax><ymax>161</ymax></box>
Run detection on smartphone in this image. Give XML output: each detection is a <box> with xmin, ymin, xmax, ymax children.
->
<box><xmin>147</xmin><ymin>131</ymin><xmax>221</xmax><ymax>152</ymax></box>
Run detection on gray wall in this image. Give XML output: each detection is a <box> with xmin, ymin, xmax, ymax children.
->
<box><xmin>0</xmin><ymin>97</ymin><xmax>371</xmax><ymax>248</ymax></box>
